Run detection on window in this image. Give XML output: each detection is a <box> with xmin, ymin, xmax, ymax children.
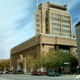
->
<box><xmin>36</xmin><ymin>15</ymin><xmax>40</xmax><ymax>18</ymax></box>
<box><xmin>52</xmin><ymin>17</ymin><xmax>60</xmax><ymax>21</ymax></box>
<box><xmin>52</xmin><ymin>13</ymin><xmax>59</xmax><ymax>17</ymax></box>
<box><xmin>53</xmin><ymin>23</ymin><xmax>60</xmax><ymax>26</ymax></box>
<box><xmin>63</xmin><ymin>24</ymin><xmax>70</xmax><ymax>28</ymax></box>
<box><xmin>46</xmin><ymin>23</ymin><xmax>48</xmax><ymax>26</ymax></box>
<box><xmin>63</xmin><ymin>30</ymin><xmax>70</xmax><ymax>33</ymax></box>
<box><xmin>53</xmin><ymin>33</ymin><xmax>60</xmax><ymax>36</ymax></box>
<box><xmin>46</xmin><ymin>29</ymin><xmax>48</xmax><ymax>32</ymax></box>
<box><xmin>36</xmin><ymin>24</ymin><xmax>40</xmax><ymax>27</ymax></box>
<box><xmin>36</xmin><ymin>29</ymin><xmax>40</xmax><ymax>32</ymax></box>
<box><xmin>63</xmin><ymin>35</ymin><xmax>70</xmax><ymax>37</ymax></box>
<box><xmin>36</xmin><ymin>19</ymin><xmax>40</xmax><ymax>22</ymax></box>
<box><xmin>62</xmin><ymin>20</ymin><xmax>70</xmax><ymax>23</ymax></box>
<box><xmin>53</xmin><ymin>28</ymin><xmax>60</xmax><ymax>31</ymax></box>
<box><xmin>62</xmin><ymin>15</ymin><xmax>69</xmax><ymax>19</ymax></box>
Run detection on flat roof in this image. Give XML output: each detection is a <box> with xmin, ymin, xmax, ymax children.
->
<box><xmin>75</xmin><ymin>21</ymin><xmax>80</xmax><ymax>27</ymax></box>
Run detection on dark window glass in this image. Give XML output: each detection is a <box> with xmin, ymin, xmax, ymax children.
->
<box><xmin>52</xmin><ymin>17</ymin><xmax>60</xmax><ymax>21</ymax></box>
<box><xmin>53</xmin><ymin>23</ymin><xmax>60</xmax><ymax>26</ymax></box>
<box><xmin>63</xmin><ymin>30</ymin><xmax>70</xmax><ymax>33</ymax></box>
<box><xmin>62</xmin><ymin>15</ymin><xmax>69</xmax><ymax>18</ymax></box>
<box><xmin>62</xmin><ymin>20</ymin><xmax>70</xmax><ymax>23</ymax></box>
<box><xmin>63</xmin><ymin>24</ymin><xmax>70</xmax><ymax>28</ymax></box>
<box><xmin>36</xmin><ymin>24</ymin><xmax>40</xmax><ymax>27</ymax></box>
<box><xmin>53</xmin><ymin>28</ymin><xmax>60</xmax><ymax>31</ymax></box>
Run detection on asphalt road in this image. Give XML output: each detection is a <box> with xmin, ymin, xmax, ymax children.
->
<box><xmin>0</xmin><ymin>74</ymin><xmax>79</xmax><ymax>80</ymax></box>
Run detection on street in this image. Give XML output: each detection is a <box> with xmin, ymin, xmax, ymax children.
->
<box><xmin>0</xmin><ymin>74</ymin><xmax>79</xmax><ymax>80</ymax></box>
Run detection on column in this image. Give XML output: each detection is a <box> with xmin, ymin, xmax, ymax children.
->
<box><xmin>23</xmin><ymin>57</ymin><xmax>26</xmax><ymax>74</ymax></box>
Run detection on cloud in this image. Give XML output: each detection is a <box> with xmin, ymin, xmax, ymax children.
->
<box><xmin>0</xmin><ymin>0</ymin><xmax>35</xmax><ymax>59</ymax></box>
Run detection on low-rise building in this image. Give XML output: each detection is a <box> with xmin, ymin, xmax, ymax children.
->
<box><xmin>10</xmin><ymin>34</ymin><xmax>77</xmax><ymax>72</ymax></box>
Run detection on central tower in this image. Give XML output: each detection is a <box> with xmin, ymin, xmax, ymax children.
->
<box><xmin>35</xmin><ymin>2</ymin><xmax>73</xmax><ymax>38</ymax></box>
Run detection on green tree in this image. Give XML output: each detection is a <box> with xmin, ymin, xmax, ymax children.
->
<box><xmin>25</xmin><ymin>50</ymin><xmax>78</xmax><ymax>72</ymax></box>
<box><xmin>0</xmin><ymin>59</ymin><xmax>10</xmax><ymax>70</ymax></box>
<box><xmin>26</xmin><ymin>55</ymin><xmax>35</xmax><ymax>71</ymax></box>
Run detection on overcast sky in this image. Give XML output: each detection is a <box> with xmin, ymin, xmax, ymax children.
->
<box><xmin>0</xmin><ymin>0</ymin><xmax>80</xmax><ymax>59</ymax></box>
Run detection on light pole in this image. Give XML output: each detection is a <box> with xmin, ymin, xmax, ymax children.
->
<box><xmin>77</xmin><ymin>66</ymin><xmax>79</xmax><ymax>74</ymax></box>
<box><xmin>61</xmin><ymin>66</ymin><xmax>63</xmax><ymax>75</ymax></box>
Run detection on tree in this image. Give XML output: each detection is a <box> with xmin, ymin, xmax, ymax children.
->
<box><xmin>0</xmin><ymin>59</ymin><xmax>10</xmax><ymax>70</ymax></box>
<box><xmin>26</xmin><ymin>55</ymin><xmax>35</xmax><ymax>71</ymax></box>
<box><xmin>39</xmin><ymin>50</ymin><xmax>78</xmax><ymax>70</ymax></box>
<box><xmin>25</xmin><ymin>50</ymin><xmax>78</xmax><ymax>72</ymax></box>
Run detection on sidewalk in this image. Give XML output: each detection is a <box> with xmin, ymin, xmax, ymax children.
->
<box><xmin>60</xmin><ymin>74</ymin><xmax>73</xmax><ymax>77</ymax></box>
<box><xmin>0</xmin><ymin>77</ymin><xmax>9</xmax><ymax>80</ymax></box>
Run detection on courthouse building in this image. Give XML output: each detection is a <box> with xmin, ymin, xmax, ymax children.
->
<box><xmin>10</xmin><ymin>2</ymin><xmax>77</xmax><ymax>73</ymax></box>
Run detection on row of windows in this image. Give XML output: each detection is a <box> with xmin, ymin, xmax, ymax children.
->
<box><xmin>63</xmin><ymin>24</ymin><xmax>70</xmax><ymax>28</ymax></box>
<box><xmin>62</xmin><ymin>15</ymin><xmax>69</xmax><ymax>19</ymax></box>
<box><xmin>63</xmin><ymin>29</ymin><xmax>70</xmax><ymax>33</ymax></box>
<box><xmin>52</xmin><ymin>13</ymin><xmax>69</xmax><ymax>19</ymax></box>
<box><xmin>53</xmin><ymin>23</ymin><xmax>60</xmax><ymax>26</ymax></box>
<box><xmin>62</xmin><ymin>20</ymin><xmax>70</xmax><ymax>23</ymax></box>
<box><xmin>53</xmin><ymin>28</ymin><xmax>60</xmax><ymax>31</ymax></box>
<box><xmin>53</xmin><ymin>33</ymin><xmax>70</xmax><ymax>37</ymax></box>
<box><xmin>52</xmin><ymin>22</ymin><xmax>70</xmax><ymax>28</ymax></box>
<box><xmin>52</xmin><ymin>13</ymin><xmax>59</xmax><ymax>17</ymax></box>
<box><xmin>36</xmin><ymin>15</ymin><xmax>69</xmax><ymax>24</ymax></box>
<box><xmin>52</xmin><ymin>17</ymin><xmax>70</xmax><ymax>24</ymax></box>
<box><xmin>52</xmin><ymin>17</ymin><xmax>60</xmax><ymax>21</ymax></box>
<box><xmin>53</xmin><ymin>28</ymin><xmax>70</xmax><ymax>33</ymax></box>
<box><xmin>36</xmin><ymin>23</ymin><xmax>70</xmax><ymax>29</ymax></box>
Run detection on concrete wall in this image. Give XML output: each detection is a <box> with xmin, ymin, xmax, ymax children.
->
<box><xmin>10</xmin><ymin>34</ymin><xmax>77</xmax><ymax>71</ymax></box>
<box><xmin>76</xmin><ymin>22</ymin><xmax>80</xmax><ymax>67</ymax></box>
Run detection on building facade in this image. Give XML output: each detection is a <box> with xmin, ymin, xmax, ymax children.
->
<box><xmin>75</xmin><ymin>21</ymin><xmax>80</xmax><ymax>67</ymax></box>
<box><xmin>10</xmin><ymin>2</ymin><xmax>77</xmax><ymax>73</ymax></box>
<box><xmin>35</xmin><ymin>2</ymin><xmax>72</xmax><ymax>38</ymax></box>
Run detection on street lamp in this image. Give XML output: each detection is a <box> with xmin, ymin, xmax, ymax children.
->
<box><xmin>77</xmin><ymin>66</ymin><xmax>79</xmax><ymax>74</ymax></box>
<box><xmin>61</xmin><ymin>66</ymin><xmax>63</xmax><ymax>75</ymax></box>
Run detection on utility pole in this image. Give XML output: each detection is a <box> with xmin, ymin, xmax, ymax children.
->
<box><xmin>37</xmin><ymin>0</ymin><xmax>38</xmax><ymax>11</ymax></box>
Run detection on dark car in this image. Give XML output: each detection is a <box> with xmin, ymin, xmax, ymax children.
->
<box><xmin>9</xmin><ymin>70</ymin><xmax>13</xmax><ymax>74</ymax></box>
<box><xmin>48</xmin><ymin>70</ymin><xmax>60</xmax><ymax>76</ymax></box>
<box><xmin>13</xmin><ymin>70</ymin><xmax>24</xmax><ymax>74</ymax></box>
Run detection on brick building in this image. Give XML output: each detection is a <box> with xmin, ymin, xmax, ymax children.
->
<box><xmin>10</xmin><ymin>2</ymin><xmax>77</xmax><ymax>73</ymax></box>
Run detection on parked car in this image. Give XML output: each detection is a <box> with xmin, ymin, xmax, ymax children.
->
<box><xmin>0</xmin><ymin>70</ymin><xmax>3</xmax><ymax>74</ymax></box>
<box><xmin>48</xmin><ymin>70</ymin><xmax>60</xmax><ymax>76</ymax></box>
<box><xmin>31</xmin><ymin>70</ymin><xmax>37</xmax><ymax>75</ymax></box>
<box><xmin>13</xmin><ymin>70</ymin><xmax>24</xmax><ymax>74</ymax></box>
<box><xmin>3</xmin><ymin>71</ymin><xmax>9</xmax><ymax>74</ymax></box>
<box><xmin>9</xmin><ymin>70</ymin><xmax>13</xmax><ymax>74</ymax></box>
<box><xmin>37</xmin><ymin>69</ymin><xmax>48</xmax><ymax>75</ymax></box>
<box><xmin>31</xmin><ymin>69</ymin><xmax>48</xmax><ymax>75</ymax></box>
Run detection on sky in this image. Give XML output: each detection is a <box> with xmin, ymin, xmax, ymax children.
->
<box><xmin>0</xmin><ymin>0</ymin><xmax>80</xmax><ymax>59</ymax></box>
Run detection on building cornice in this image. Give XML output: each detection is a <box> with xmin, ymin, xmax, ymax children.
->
<box><xmin>75</xmin><ymin>21</ymin><xmax>80</xmax><ymax>27</ymax></box>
